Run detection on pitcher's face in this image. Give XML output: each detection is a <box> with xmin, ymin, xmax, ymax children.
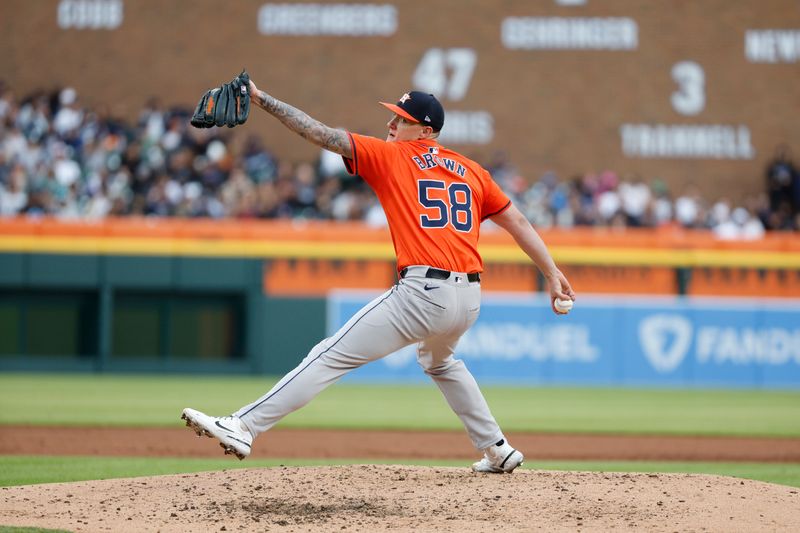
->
<box><xmin>386</xmin><ymin>114</ymin><xmax>429</xmax><ymax>142</ymax></box>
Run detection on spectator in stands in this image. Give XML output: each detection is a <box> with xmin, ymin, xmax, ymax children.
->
<box><xmin>644</xmin><ymin>178</ymin><xmax>673</xmax><ymax>227</ymax></box>
<box><xmin>220</xmin><ymin>166</ymin><xmax>257</xmax><ymax>218</ymax></box>
<box><xmin>144</xmin><ymin>172</ymin><xmax>177</xmax><ymax>216</ymax></box>
<box><xmin>0</xmin><ymin>164</ymin><xmax>27</xmax><ymax>216</ymax></box>
<box><xmin>570</xmin><ymin>173</ymin><xmax>598</xmax><ymax>226</ymax></box>
<box><xmin>736</xmin><ymin>207</ymin><xmax>766</xmax><ymax>240</ymax></box>
<box><xmin>766</xmin><ymin>144</ymin><xmax>797</xmax><ymax>216</ymax></box>
<box><xmin>242</xmin><ymin>134</ymin><xmax>278</xmax><ymax>184</ymax></box>
<box><xmin>595</xmin><ymin>171</ymin><xmax>622</xmax><ymax>226</ymax></box>
<box><xmin>293</xmin><ymin>162</ymin><xmax>319</xmax><ymax>218</ymax></box>
<box><xmin>674</xmin><ymin>184</ymin><xmax>704</xmax><ymax>229</ymax></box>
<box><xmin>53</xmin><ymin>88</ymin><xmax>82</xmax><ymax>139</ymax></box>
<box><xmin>618</xmin><ymin>174</ymin><xmax>651</xmax><ymax>227</ymax></box>
<box><xmin>485</xmin><ymin>150</ymin><xmax>518</xmax><ymax>192</ymax></box>
<box><xmin>0</xmin><ymin>82</ymin><xmax>13</xmax><ymax>121</ymax></box>
<box><xmin>768</xmin><ymin>203</ymin><xmax>797</xmax><ymax>231</ymax></box>
<box><xmin>318</xmin><ymin>145</ymin><xmax>348</xmax><ymax>181</ymax></box>
<box><xmin>18</xmin><ymin>92</ymin><xmax>51</xmax><ymax>145</ymax></box>
<box><xmin>138</xmin><ymin>97</ymin><xmax>166</xmax><ymax>144</ymax></box>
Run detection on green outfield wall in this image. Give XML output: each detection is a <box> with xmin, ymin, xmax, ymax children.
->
<box><xmin>3</xmin><ymin>247</ymin><xmax>799</xmax><ymax>379</ymax></box>
<box><xmin>0</xmin><ymin>253</ymin><xmax>325</xmax><ymax>374</ymax></box>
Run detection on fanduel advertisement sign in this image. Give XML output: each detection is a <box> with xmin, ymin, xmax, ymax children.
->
<box><xmin>327</xmin><ymin>292</ymin><xmax>800</xmax><ymax>388</ymax></box>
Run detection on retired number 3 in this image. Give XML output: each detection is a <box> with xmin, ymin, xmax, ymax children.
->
<box><xmin>418</xmin><ymin>180</ymin><xmax>473</xmax><ymax>232</ymax></box>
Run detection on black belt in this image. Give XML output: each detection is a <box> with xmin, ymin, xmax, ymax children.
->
<box><xmin>400</xmin><ymin>267</ymin><xmax>480</xmax><ymax>283</ymax></box>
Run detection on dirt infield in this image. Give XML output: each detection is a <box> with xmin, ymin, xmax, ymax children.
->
<box><xmin>2</xmin><ymin>465</ymin><xmax>799</xmax><ymax>532</ymax></box>
<box><xmin>2</xmin><ymin>425</ymin><xmax>800</xmax><ymax>462</ymax></box>
<box><xmin>2</xmin><ymin>427</ymin><xmax>800</xmax><ymax>532</ymax></box>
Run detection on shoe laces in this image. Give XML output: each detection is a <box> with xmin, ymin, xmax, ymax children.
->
<box><xmin>222</xmin><ymin>416</ymin><xmax>252</xmax><ymax>438</ymax></box>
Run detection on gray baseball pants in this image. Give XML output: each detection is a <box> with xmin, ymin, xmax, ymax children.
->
<box><xmin>235</xmin><ymin>265</ymin><xmax>505</xmax><ymax>450</ymax></box>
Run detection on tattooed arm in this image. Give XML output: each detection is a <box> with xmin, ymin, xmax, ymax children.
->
<box><xmin>248</xmin><ymin>80</ymin><xmax>352</xmax><ymax>159</ymax></box>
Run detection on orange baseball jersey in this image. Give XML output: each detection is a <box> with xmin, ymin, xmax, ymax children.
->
<box><xmin>343</xmin><ymin>133</ymin><xmax>511</xmax><ymax>273</ymax></box>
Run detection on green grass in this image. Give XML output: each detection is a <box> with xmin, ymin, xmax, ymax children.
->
<box><xmin>1</xmin><ymin>456</ymin><xmax>798</xmax><ymax>488</ymax></box>
<box><xmin>2</xmin><ymin>374</ymin><xmax>798</xmax><ymax>493</ymax></box>
<box><xmin>1</xmin><ymin>373</ymin><xmax>799</xmax><ymax>437</ymax></box>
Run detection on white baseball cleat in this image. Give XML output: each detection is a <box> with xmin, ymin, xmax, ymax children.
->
<box><xmin>181</xmin><ymin>407</ymin><xmax>253</xmax><ymax>460</ymax></box>
<box><xmin>471</xmin><ymin>439</ymin><xmax>524</xmax><ymax>473</ymax></box>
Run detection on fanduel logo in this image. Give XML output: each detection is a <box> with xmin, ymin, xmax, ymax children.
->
<box><xmin>382</xmin><ymin>323</ymin><xmax>600</xmax><ymax>369</ymax></box>
<box><xmin>696</xmin><ymin>326</ymin><xmax>800</xmax><ymax>365</ymax></box>
<box><xmin>639</xmin><ymin>314</ymin><xmax>692</xmax><ymax>373</ymax></box>
<box><xmin>457</xmin><ymin>323</ymin><xmax>599</xmax><ymax>362</ymax></box>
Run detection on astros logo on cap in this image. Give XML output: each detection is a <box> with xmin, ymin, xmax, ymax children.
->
<box><xmin>399</xmin><ymin>93</ymin><xmax>411</xmax><ymax>103</ymax></box>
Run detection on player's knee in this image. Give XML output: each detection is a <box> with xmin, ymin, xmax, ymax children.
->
<box><xmin>419</xmin><ymin>355</ymin><xmax>461</xmax><ymax>376</ymax></box>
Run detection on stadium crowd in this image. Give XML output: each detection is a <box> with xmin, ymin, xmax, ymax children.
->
<box><xmin>1</xmin><ymin>85</ymin><xmax>798</xmax><ymax>238</ymax></box>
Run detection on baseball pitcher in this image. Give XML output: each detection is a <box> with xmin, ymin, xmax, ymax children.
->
<box><xmin>182</xmin><ymin>75</ymin><xmax>576</xmax><ymax>473</ymax></box>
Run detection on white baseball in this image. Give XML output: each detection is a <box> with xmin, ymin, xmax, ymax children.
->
<box><xmin>554</xmin><ymin>298</ymin><xmax>573</xmax><ymax>313</ymax></box>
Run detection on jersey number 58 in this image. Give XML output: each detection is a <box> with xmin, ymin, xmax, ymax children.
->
<box><xmin>418</xmin><ymin>180</ymin><xmax>473</xmax><ymax>232</ymax></box>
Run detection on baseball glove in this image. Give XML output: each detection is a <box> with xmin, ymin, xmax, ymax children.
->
<box><xmin>190</xmin><ymin>70</ymin><xmax>250</xmax><ymax>128</ymax></box>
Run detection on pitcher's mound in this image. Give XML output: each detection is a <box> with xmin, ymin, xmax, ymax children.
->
<box><xmin>2</xmin><ymin>465</ymin><xmax>798</xmax><ymax>532</ymax></box>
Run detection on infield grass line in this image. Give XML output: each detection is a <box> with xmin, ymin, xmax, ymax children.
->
<box><xmin>1</xmin><ymin>373</ymin><xmax>799</xmax><ymax>437</ymax></box>
<box><xmin>0</xmin><ymin>456</ymin><xmax>798</xmax><ymax>489</ymax></box>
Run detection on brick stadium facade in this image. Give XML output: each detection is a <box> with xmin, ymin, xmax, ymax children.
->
<box><xmin>2</xmin><ymin>0</ymin><xmax>799</xmax><ymax>198</ymax></box>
